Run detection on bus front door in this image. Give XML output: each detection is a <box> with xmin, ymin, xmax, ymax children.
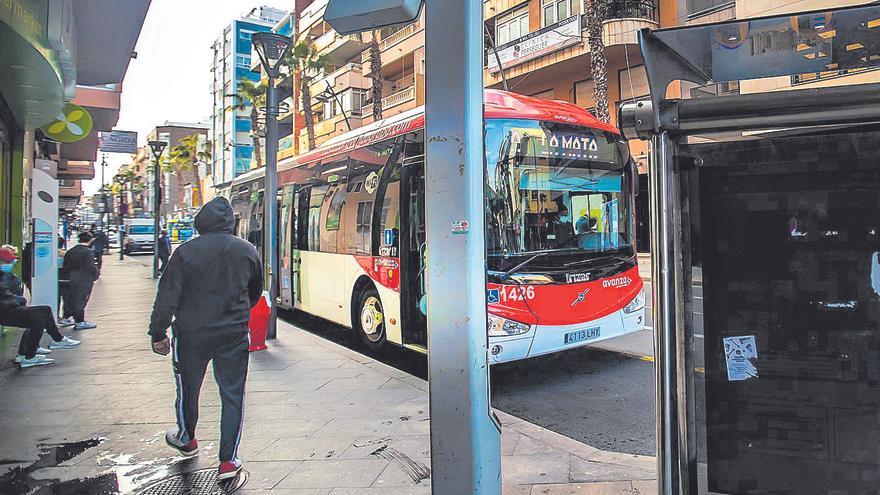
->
<box><xmin>400</xmin><ymin>163</ymin><xmax>427</xmax><ymax>347</ymax></box>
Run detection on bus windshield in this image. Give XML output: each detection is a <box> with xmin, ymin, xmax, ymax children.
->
<box><xmin>485</xmin><ymin>118</ymin><xmax>633</xmax><ymax>271</ymax></box>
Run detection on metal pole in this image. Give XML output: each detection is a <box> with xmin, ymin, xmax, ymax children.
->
<box><xmin>650</xmin><ymin>132</ymin><xmax>687</xmax><ymax>495</ymax></box>
<box><xmin>153</xmin><ymin>155</ymin><xmax>161</xmax><ymax>279</ymax></box>
<box><xmin>264</xmin><ymin>73</ymin><xmax>279</xmax><ymax>340</ymax></box>
<box><xmin>100</xmin><ymin>154</ymin><xmax>106</xmax><ymax>230</ymax></box>
<box><xmin>425</xmin><ymin>0</ymin><xmax>501</xmax><ymax>492</ymax></box>
<box><xmin>118</xmin><ymin>186</ymin><xmax>124</xmax><ymax>261</ymax></box>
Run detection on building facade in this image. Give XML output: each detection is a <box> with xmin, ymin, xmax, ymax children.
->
<box><xmin>145</xmin><ymin>122</ymin><xmax>210</xmax><ymax>220</ymax></box>
<box><xmin>210</xmin><ymin>5</ymin><xmax>287</xmax><ymax>188</ymax></box>
<box><xmin>0</xmin><ymin>0</ymin><xmax>149</xmax><ymax>249</ymax></box>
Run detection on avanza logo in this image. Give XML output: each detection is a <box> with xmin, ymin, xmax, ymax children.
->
<box><xmin>602</xmin><ymin>276</ymin><xmax>633</xmax><ymax>288</ymax></box>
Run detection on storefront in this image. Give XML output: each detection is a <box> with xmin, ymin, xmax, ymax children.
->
<box><xmin>0</xmin><ymin>0</ymin><xmax>69</xmax><ymax>249</ymax></box>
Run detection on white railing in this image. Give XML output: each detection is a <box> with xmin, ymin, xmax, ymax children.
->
<box><xmin>382</xmin><ymin>86</ymin><xmax>416</xmax><ymax>109</ymax></box>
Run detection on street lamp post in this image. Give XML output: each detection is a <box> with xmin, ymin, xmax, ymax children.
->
<box><xmin>148</xmin><ymin>140</ymin><xmax>168</xmax><ymax>279</ymax></box>
<box><xmin>114</xmin><ymin>173</ymin><xmax>125</xmax><ymax>261</ymax></box>
<box><xmin>252</xmin><ymin>31</ymin><xmax>293</xmax><ymax>340</ymax></box>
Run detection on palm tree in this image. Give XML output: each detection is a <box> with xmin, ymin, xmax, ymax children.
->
<box><xmin>163</xmin><ymin>149</ymin><xmax>189</xmax><ymax>211</ymax></box>
<box><xmin>169</xmin><ymin>133</ymin><xmax>212</xmax><ymax>208</ymax></box>
<box><xmin>368</xmin><ymin>30</ymin><xmax>383</xmax><ymax>120</ymax></box>
<box><xmin>286</xmin><ymin>41</ymin><xmax>331</xmax><ymax>151</ymax></box>
<box><xmin>585</xmin><ymin>0</ymin><xmax>611</xmax><ymax>123</ymax></box>
<box><xmin>231</xmin><ymin>79</ymin><xmax>267</xmax><ymax>168</ymax></box>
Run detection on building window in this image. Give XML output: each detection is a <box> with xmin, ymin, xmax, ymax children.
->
<box><xmin>497</xmin><ymin>8</ymin><xmax>529</xmax><ymax>45</ymax></box>
<box><xmin>235</xmin><ymin>55</ymin><xmax>250</xmax><ymax>68</ymax></box>
<box><xmin>573</xmin><ymin>79</ymin><xmax>595</xmax><ymax>109</ymax></box>
<box><xmin>686</xmin><ymin>0</ymin><xmax>734</xmax><ymax>17</ymax></box>
<box><xmin>542</xmin><ymin>0</ymin><xmax>571</xmax><ymax>27</ymax></box>
<box><xmin>239</xmin><ymin>30</ymin><xmax>253</xmax><ymax>41</ymax></box>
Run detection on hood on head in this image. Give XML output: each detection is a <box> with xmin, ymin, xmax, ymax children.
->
<box><xmin>195</xmin><ymin>197</ymin><xmax>235</xmax><ymax>234</ymax></box>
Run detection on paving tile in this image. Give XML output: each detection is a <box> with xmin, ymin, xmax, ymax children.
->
<box><xmin>339</xmin><ymin>435</ymin><xmax>431</xmax><ymax>460</ymax></box>
<box><xmin>503</xmin><ymin>485</ymin><xmax>534</xmax><ymax>495</ymax></box>
<box><xmin>503</xmin><ymin>455</ymin><xmax>571</xmax><ymax>485</ymax></box>
<box><xmin>244</xmin><ymin>419</ymin><xmax>331</xmax><ymax>439</ymax></box>
<box><xmin>276</xmin><ymin>459</ymin><xmax>389</xmax><ymax>489</ymax></box>
<box><xmin>251</xmin><ymin>436</ymin><xmax>357</xmax><ymax>461</ymax></box>
<box><xmin>631</xmin><ymin>480</ymin><xmax>658</xmax><ymax>495</ymax></box>
<box><xmin>330</xmin><ymin>488</ymin><xmax>431</xmax><ymax>495</ymax></box>
<box><xmin>530</xmin><ymin>481</ymin><xmax>637</xmax><ymax>494</ymax></box>
<box><xmin>371</xmin><ymin>456</ymin><xmax>431</xmax><ymax>488</ymax></box>
<box><xmin>239</xmin><ymin>460</ymin><xmax>302</xmax><ymax>490</ymax></box>
<box><xmin>569</xmin><ymin>457</ymin><xmax>655</xmax><ymax>483</ymax></box>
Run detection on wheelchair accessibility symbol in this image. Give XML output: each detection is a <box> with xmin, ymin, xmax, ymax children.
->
<box><xmin>487</xmin><ymin>289</ymin><xmax>500</xmax><ymax>304</ymax></box>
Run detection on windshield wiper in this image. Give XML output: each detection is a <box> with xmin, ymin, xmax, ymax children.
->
<box><xmin>563</xmin><ymin>254</ymin><xmax>633</xmax><ymax>268</ymax></box>
<box><xmin>498</xmin><ymin>252</ymin><xmax>549</xmax><ymax>281</ymax></box>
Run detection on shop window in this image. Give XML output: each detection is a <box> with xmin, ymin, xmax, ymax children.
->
<box><xmin>497</xmin><ymin>7</ymin><xmax>529</xmax><ymax>45</ymax></box>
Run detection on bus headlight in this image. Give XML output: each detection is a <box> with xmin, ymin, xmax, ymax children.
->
<box><xmin>624</xmin><ymin>290</ymin><xmax>646</xmax><ymax>314</ymax></box>
<box><xmin>487</xmin><ymin>314</ymin><xmax>530</xmax><ymax>337</ymax></box>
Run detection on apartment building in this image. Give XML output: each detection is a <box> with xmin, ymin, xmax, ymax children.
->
<box><xmin>145</xmin><ymin>122</ymin><xmax>210</xmax><ymax>220</ymax></box>
<box><xmin>210</xmin><ymin>6</ymin><xmax>287</xmax><ymax>188</ymax></box>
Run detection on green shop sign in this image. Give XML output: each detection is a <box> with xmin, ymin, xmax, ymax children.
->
<box><xmin>41</xmin><ymin>103</ymin><xmax>94</xmax><ymax>143</ymax></box>
<box><xmin>0</xmin><ymin>0</ymin><xmax>49</xmax><ymax>47</ymax></box>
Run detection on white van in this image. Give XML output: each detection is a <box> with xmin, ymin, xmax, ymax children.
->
<box><xmin>123</xmin><ymin>218</ymin><xmax>156</xmax><ymax>254</ymax></box>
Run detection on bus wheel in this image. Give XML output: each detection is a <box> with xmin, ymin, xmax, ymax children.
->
<box><xmin>356</xmin><ymin>288</ymin><xmax>386</xmax><ymax>351</ymax></box>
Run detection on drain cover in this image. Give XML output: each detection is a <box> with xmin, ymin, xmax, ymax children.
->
<box><xmin>135</xmin><ymin>468</ymin><xmax>248</xmax><ymax>495</ymax></box>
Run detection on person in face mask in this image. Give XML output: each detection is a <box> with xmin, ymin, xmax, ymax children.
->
<box><xmin>0</xmin><ymin>246</ymin><xmax>81</xmax><ymax>368</ymax></box>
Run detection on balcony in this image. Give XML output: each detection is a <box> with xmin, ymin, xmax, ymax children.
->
<box><xmin>309</xmin><ymin>63</ymin><xmax>369</xmax><ymax>99</ymax></box>
<box><xmin>298</xmin><ymin>0</ymin><xmax>329</xmax><ymax>36</ymax></box>
<box><xmin>314</xmin><ymin>30</ymin><xmax>368</xmax><ymax>64</ymax></box>
<box><xmin>278</xmin><ymin>134</ymin><xmax>297</xmax><ymax>161</ymax></box>
<box><xmin>361</xmin><ymin>21</ymin><xmax>424</xmax><ymax>67</ymax></box>
<box><xmin>603</xmin><ymin>1</ymin><xmax>660</xmax><ymax>46</ymax></box>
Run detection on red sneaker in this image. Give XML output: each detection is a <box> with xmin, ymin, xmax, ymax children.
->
<box><xmin>217</xmin><ymin>459</ymin><xmax>242</xmax><ymax>481</ymax></box>
<box><xmin>164</xmin><ymin>428</ymin><xmax>199</xmax><ymax>457</ymax></box>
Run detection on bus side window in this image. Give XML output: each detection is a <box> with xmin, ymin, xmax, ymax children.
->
<box><xmin>295</xmin><ymin>188</ymin><xmax>310</xmax><ymax>251</ymax></box>
<box><xmin>308</xmin><ymin>185</ymin><xmax>329</xmax><ymax>252</ymax></box>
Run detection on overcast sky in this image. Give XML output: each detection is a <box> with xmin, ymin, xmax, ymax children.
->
<box><xmin>82</xmin><ymin>0</ymin><xmax>291</xmax><ymax>195</ymax></box>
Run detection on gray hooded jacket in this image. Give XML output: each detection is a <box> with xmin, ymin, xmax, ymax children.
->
<box><xmin>149</xmin><ymin>197</ymin><xmax>263</xmax><ymax>342</ymax></box>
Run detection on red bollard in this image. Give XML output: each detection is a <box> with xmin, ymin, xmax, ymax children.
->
<box><xmin>248</xmin><ymin>290</ymin><xmax>271</xmax><ymax>352</ymax></box>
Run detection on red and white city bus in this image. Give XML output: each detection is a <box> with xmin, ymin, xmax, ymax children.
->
<box><xmin>226</xmin><ymin>89</ymin><xmax>645</xmax><ymax>363</ymax></box>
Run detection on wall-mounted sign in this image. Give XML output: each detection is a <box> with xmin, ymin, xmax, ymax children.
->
<box><xmin>98</xmin><ymin>130</ymin><xmax>138</xmax><ymax>154</ymax></box>
<box><xmin>40</xmin><ymin>102</ymin><xmax>93</xmax><ymax>143</ymax></box>
<box><xmin>488</xmin><ymin>15</ymin><xmax>582</xmax><ymax>74</ymax></box>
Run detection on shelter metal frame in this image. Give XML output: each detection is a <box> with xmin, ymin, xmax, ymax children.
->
<box><xmin>618</xmin><ymin>4</ymin><xmax>880</xmax><ymax>493</ymax></box>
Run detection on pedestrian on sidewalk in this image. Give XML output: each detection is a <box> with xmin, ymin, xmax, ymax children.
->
<box><xmin>89</xmin><ymin>223</ymin><xmax>108</xmax><ymax>277</ymax></box>
<box><xmin>157</xmin><ymin>229</ymin><xmax>171</xmax><ymax>275</ymax></box>
<box><xmin>0</xmin><ymin>247</ymin><xmax>81</xmax><ymax>368</ymax></box>
<box><xmin>62</xmin><ymin>232</ymin><xmax>99</xmax><ymax>330</ymax></box>
<box><xmin>149</xmin><ymin>197</ymin><xmax>262</xmax><ymax>481</ymax></box>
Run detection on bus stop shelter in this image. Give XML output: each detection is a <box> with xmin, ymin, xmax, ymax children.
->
<box><xmin>619</xmin><ymin>4</ymin><xmax>880</xmax><ymax>494</ymax></box>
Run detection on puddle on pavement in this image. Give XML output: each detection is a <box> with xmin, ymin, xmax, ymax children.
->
<box><xmin>0</xmin><ymin>435</ymin><xmax>214</xmax><ymax>494</ymax></box>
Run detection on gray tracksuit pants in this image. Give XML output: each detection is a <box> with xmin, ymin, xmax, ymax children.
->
<box><xmin>171</xmin><ymin>330</ymin><xmax>249</xmax><ymax>462</ymax></box>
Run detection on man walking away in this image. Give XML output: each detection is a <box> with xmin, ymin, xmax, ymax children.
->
<box><xmin>158</xmin><ymin>229</ymin><xmax>172</xmax><ymax>275</ymax></box>
<box><xmin>149</xmin><ymin>197</ymin><xmax>262</xmax><ymax>480</ymax></box>
<box><xmin>63</xmin><ymin>232</ymin><xmax>99</xmax><ymax>330</ymax></box>
<box><xmin>89</xmin><ymin>223</ymin><xmax>108</xmax><ymax>277</ymax></box>
<box><xmin>0</xmin><ymin>247</ymin><xmax>81</xmax><ymax>368</ymax></box>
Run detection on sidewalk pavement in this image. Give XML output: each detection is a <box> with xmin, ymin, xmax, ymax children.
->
<box><xmin>0</xmin><ymin>256</ymin><xmax>657</xmax><ymax>494</ymax></box>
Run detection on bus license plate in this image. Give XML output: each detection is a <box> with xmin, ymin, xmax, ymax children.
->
<box><xmin>564</xmin><ymin>327</ymin><xmax>600</xmax><ymax>345</ymax></box>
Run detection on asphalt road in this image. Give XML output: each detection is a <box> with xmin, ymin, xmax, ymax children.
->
<box><xmin>279</xmin><ymin>282</ymin><xmax>705</xmax><ymax>457</ymax></box>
